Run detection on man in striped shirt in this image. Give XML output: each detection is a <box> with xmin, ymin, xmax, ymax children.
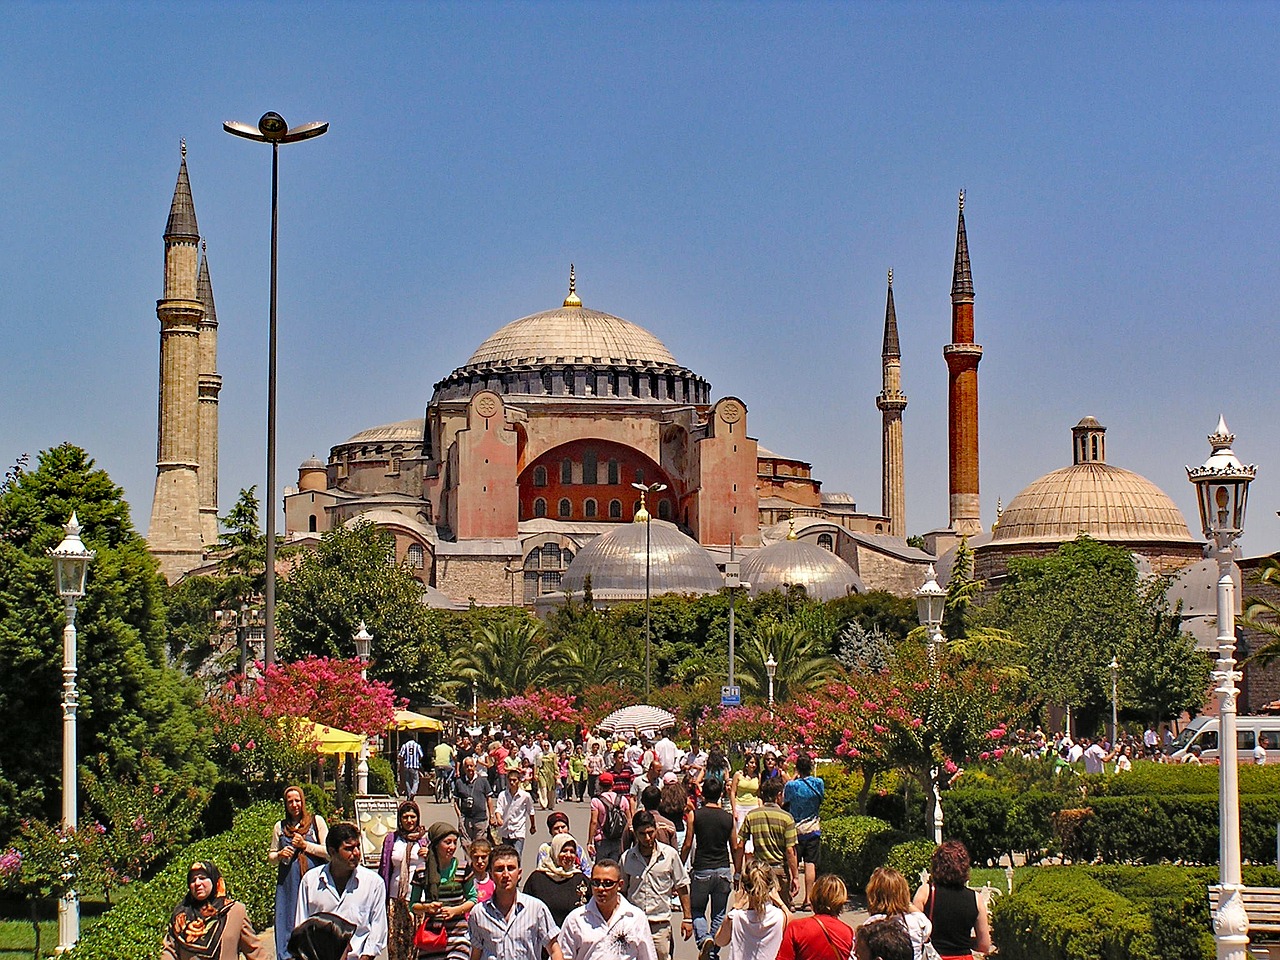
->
<box><xmin>469</xmin><ymin>845</ymin><xmax>563</xmax><ymax>960</ymax></box>
<box><xmin>736</xmin><ymin>777</ymin><xmax>799</xmax><ymax>906</ymax></box>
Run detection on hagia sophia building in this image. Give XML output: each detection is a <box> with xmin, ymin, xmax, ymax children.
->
<box><xmin>145</xmin><ymin>149</ymin><xmax>1236</xmax><ymax>652</ymax></box>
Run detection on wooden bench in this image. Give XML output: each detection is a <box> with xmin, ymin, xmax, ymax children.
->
<box><xmin>1208</xmin><ymin>885</ymin><xmax>1280</xmax><ymax>939</ymax></box>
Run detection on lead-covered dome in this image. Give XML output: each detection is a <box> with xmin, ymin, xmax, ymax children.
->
<box><xmin>991</xmin><ymin>418</ymin><xmax>1194</xmax><ymax>545</ymax></box>
<box><xmin>742</xmin><ymin>534</ymin><xmax>864</xmax><ymax>600</ymax></box>
<box><xmin>465</xmin><ymin>305</ymin><xmax>676</xmax><ymax>368</ymax></box>
<box><xmin>561</xmin><ymin>520</ymin><xmax>723</xmax><ymax>600</ymax></box>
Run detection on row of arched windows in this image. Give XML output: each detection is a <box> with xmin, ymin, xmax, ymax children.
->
<box><xmin>532</xmin><ymin>458</ymin><xmax>632</xmax><ymax>487</ymax></box>
<box><xmin>531</xmin><ymin>497</ymin><xmax>671</xmax><ymax>521</ymax></box>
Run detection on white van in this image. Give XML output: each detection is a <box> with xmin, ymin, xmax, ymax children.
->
<box><xmin>1166</xmin><ymin>716</ymin><xmax>1280</xmax><ymax>763</ymax></box>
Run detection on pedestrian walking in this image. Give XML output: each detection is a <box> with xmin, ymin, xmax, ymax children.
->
<box><xmin>419</xmin><ymin>821</ymin><xmax>479</xmax><ymax>960</ymax></box>
<box><xmin>494</xmin><ymin>768</ymin><xmax>537</xmax><ymax>858</ymax></box>
<box><xmin>559</xmin><ymin>860</ymin><xmax>658</xmax><ymax>960</ymax></box>
<box><xmin>910</xmin><ymin>841</ymin><xmax>992</xmax><ymax>960</ymax></box>
<box><xmin>588</xmin><ymin>772</ymin><xmax>631</xmax><ymax>864</ymax></box>
<box><xmin>295</xmin><ymin>822</ymin><xmax>388</xmax><ymax>960</ymax></box>
<box><xmin>454</xmin><ymin>756</ymin><xmax>497</xmax><ymax>849</ymax></box>
<box><xmin>774</xmin><ymin>875</ymin><xmax>851</xmax><ymax>960</ymax></box>
<box><xmin>711</xmin><ymin>861</ymin><xmax>788</xmax><ymax>960</ymax></box>
<box><xmin>737</xmin><ymin>778</ymin><xmax>799</xmax><ymax>908</ymax></box>
<box><xmin>524</xmin><ymin>834</ymin><xmax>591</xmax><ymax>927</ymax></box>
<box><xmin>162</xmin><ymin>860</ymin><xmax>267</xmax><ymax>960</ymax></box>
<box><xmin>782</xmin><ymin>753</ymin><xmax>824</xmax><ymax>910</ymax></box>
<box><xmin>377</xmin><ymin>801</ymin><xmax>428</xmax><ymax>960</ymax></box>
<box><xmin>399</xmin><ymin>736</ymin><xmax>425</xmax><ymax>800</ymax></box>
<box><xmin>469</xmin><ymin>844</ymin><xmax>564</xmax><ymax>960</ymax></box>
<box><xmin>682</xmin><ymin>777</ymin><xmax>736</xmax><ymax>960</ymax></box>
<box><xmin>270</xmin><ymin>786</ymin><xmax>329</xmax><ymax>960</ymax></box>
<box><xmin>621</xmin><ymin>811</ymin><xmax>692</xmax><ymax>960</ymax></box>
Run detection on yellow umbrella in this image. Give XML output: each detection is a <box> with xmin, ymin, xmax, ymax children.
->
<box><xmin>389</xmin><ymin>709</ymin><xmax>444</xmax><ymax>732</ymax></box>
<box><xmin>301</xmin><ymin>720</ymin><xmax>367</xmax><ymax>755</ymax></box>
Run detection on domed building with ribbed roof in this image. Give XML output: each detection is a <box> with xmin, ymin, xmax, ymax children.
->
<box><xmin>283</xmin><ymin>268</ymin><xmax>929</xmax><ymax>605</ymax></box>
<box><xmin>742</xmin><ymin>522</ymin><xmax>867</xmax><ymax>601</ymax></box>
<box><xmin>973</xmin><ymin>418</ymin><xmax>1202</xmax><ymax>586</ymax></box>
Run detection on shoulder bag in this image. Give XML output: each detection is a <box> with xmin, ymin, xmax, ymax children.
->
<box><xmin>920</xmin><ymin>885</ymin><xmax>942</xmax><ymax>960</ymax></box>
<box><xmin>414</xmin><ymin>918</ymin><xmax>449</xmax><ymax>955</ymax></box>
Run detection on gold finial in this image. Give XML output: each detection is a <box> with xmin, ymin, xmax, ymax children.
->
<box><xmin>994</xmin><ymin>497</ymin><xmax>1003</xmax><ymax>529</ymax></box>
<box><xmin>181</xmin><ymin>138</ymin><xmax>187</xmax><ymax>161</ymax></box>
<box><xmin>958</xmin><ymin>189</ymin><xmax>965</xmax><ymax>212</ymax></box>
<box><xmin>787</xmin><ymin>517</ymin><xmax>798</xmax><ymax>540</ymax></box>
<box><xmin>887</xmin><ymin>267</ymin><xmax>893</xmax><ymax>288</ymax></box>
<box><xmin>563</xmin><ymin>263</ymin><xmax>582</xmax><ymax>308</ymax></box>
<box><xmin>633</xmin><ymin>487</ymin><xmax>650</xmax><ymax>523</ymax></box>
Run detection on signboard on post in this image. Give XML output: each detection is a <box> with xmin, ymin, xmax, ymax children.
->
<box><xmin>721</xmin><ymin>684</ymin><xmax>741</xmax><ymax>707</ymax></box>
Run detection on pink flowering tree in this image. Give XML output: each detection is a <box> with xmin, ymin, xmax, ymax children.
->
<box><xmin>0</xmin><ymin>820</ymin><xmax>102</xmax><ymax>958</ymax></box>
<box><xmin>208</xmin><ymin>656</ymin><xmax>403</xmax><ymax>786</ymax></box>
<box><xmin>486</xmin><ymin>691</ymin><xmax>581</xmax><ymax>739</ymax></box>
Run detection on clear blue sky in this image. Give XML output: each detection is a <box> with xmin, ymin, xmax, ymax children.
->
<box><xmin>3</xmin><ymin>2</ymin><xmax>1279</xmax><ymax>555</ymax></box>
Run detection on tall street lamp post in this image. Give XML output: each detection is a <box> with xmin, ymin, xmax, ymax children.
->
<box><xmin>1187</xmin><ymin>417</ymin><xmax>1256</xmax><ymax>960</ymax></box>
<box><xmin>915</xmin><ymin>563</ymin><xmax>946</xmax><ymax>844</ymax></box>
<box><xmin>49</xmin><ymin>513</ymin><xmax>94</xmax><ymax>953</ymax></box>
<box><xmin>354</xmin><ymin>621</ymin><xmax>372</xmax><ymax>795</ymax></box>
<box><xmin>223</xmin><ymin>111</ymin><xmax>329</xmax><ymax>666</ymax></box>
<box><xmin>1109</xmin><ymin>656</ymin><xmax>1120</xmax><ymax>747</ymax></box>
<box><xmin>765</xmin><ymin>654</ymin><xmax>777</xmax><ymax>716</ymax></box>
<box><xmin>631</xmin><ymin>481</ymin><xmax>667</xmax><ymax>698</ymax></box>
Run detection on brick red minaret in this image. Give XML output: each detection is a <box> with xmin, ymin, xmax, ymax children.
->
<box><xmin>944</xmin><ymin>191</ymin><xmax>983</xmax><ymax>536</ymax></box>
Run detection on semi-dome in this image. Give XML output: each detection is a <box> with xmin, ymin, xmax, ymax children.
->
<box><xmin>742</xmin><ymin>533</ymin><xmax>864</xmax><ymax>600</ymax></box>
<box><xmin>991</xmin><ymin>418</ymin><xmax>1194</xmax><ymax>545</ymax></box>
<box><xmin>561</xmin><ymin>519</ymin><xmax>723</xmax><ymax>599</ymax></box>
<box><xmin>342</xmin><ymin>418</ymin><xmax>425</xmax><ymax>446</ymax></box>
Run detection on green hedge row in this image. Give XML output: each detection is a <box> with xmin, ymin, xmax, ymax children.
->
<box><xmin>990</xmin><ymin>865</ymin><xmax>1280</xmax><ymax>960</ymax></box>
<box><xmin>73</xmin><ymin>802</ymin><xmax>279</xmax><ymax>960</ymax></box>
<box><xmin>1080</xmin><ymin>763</ymin><xmax>1280</xmax><ymax>798</ymax></box>
<box><xmin>945</xmin><ymin>786</ymin><xmax>1280</xmax><ymax>866</ymax></box>
<box><xmin>816</xmin><ymin>816</ymin><xmax>932</xmax><ymax>892</ymax></box>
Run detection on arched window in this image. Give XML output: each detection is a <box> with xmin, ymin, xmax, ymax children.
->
<box><xmin>561</xmin><ymin>459</ymin><xmax>573</xmax><ymax>484</ymax></box>
<box><xmin>608</xmin><ymin>459</ymin><xmax>619</xmax><ymax>485</ymax></box>
<box><xmin>308</xmin><ymin>514</ymin><xmax>317</xmax><ymax>532</ymax></box>
<box><xmin>533</xmin><ymin>465</ymin><xmax>548</xmax><ymax>487</ymax></box>
<box><xmin>1091</xmin><ymin>436</ymin><xmax>1099</xmax><ymax>460</ymax></box>
<box><xmin>583</xmin><ymin>449</ymin><xmax>598</xmax><ymax>484</ymax></box>
<box><xmin>558</xmin><ymin>498</ymin><xmax>572</xmax><ymax>518</ymax></box>
<box><xmin>817</xmin><ymin>533</ymin><xmax>833</xmax><ymax>551</ymax></box>
<box><xmin>584</xmin><ymin>498</ymin><xmax>597</xmax><ymax>518</ymax></box>
<box><xmin>541</xmin><ymin>368</ymin><xmax>554</xmax><ymax>395</ymax></box>
<box><xmin>407</xmin><ymin>543</ymin><xmax>425</xmax><ymax>569</ymax></box>
<box><xmin>541</xmin><ymin>543</ymin><xmax>561</xmax><ymax>566</ymax></box>
<box><xmin>658</xmin><ymin>499</ymin><xmax>671</xmax><ymax>521</ymax></box>
<box><xmin>584</xmin><ymin>368</ymin><xmax>596</xmax><ymax>396</ymax></box>
<box><xmin>609</xmin><ymin>499</ymin><xmax>622</xmax><ymax>519</ymax></box>
<box><xmin>635</xmin><ymin>467</ymin><xmax>644</xmax><ymax>484</ymax></box>
<box><xmin>565</xmin><ymin>367</ymin><xmax>576</xmax><ymax>395</ymax></box>
<box><xmin>534</xmin><ymin>498</ymin><xmax>547</xmax><ymax>518</ymax></box>
<box><xmin>562</xmin><ymin>547</ymin><xmax>574</xmax><ymax>566</ymax></box>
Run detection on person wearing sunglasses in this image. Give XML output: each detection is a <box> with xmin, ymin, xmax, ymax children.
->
<box><xmin>558</xmin><ymin>861</ymin><xmax>657</xmax><ymax>960</ymax></box>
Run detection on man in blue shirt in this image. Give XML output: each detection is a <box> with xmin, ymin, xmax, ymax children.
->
<box><xmin>782</xmin><ymin>753</ymin><xmax>825</xmax><ymax>911</ymax></box>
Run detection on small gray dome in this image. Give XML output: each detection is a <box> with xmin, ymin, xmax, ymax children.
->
<box><xmin>561</xmin><ymin>520</ymin><xmax>723</xmax><ymax>599</ymax></box>
<box><xmin>742</xmin><ymin>537</ymin><xmax>863</xmax><ymax>601</ymax></box>
<box><xmin>300</xmin><ymin>454</ymin><xmax>326</xmax><ymax>471</ymax></box>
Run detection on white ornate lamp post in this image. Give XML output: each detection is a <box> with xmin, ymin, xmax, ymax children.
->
<box><xmin>48</xmin><ymin>513</ymin><xmax>94</xmax><ymax>953</ymax></box>
<box><xmin>631</xmin><ymin>481</ymin><xmax>667</xmax><ymax>698</ymax></box>
<box><xmin>915</xmin><ymin>563</ymin><xmax>947</xmax><ymax>844</ymax></box>
<box><xmin>1109</xmin><ymin>656</ymin><xmax>1120</xmax><ymax>747</ymax></box>
<box><xmin>354</xmin><ymin>621</ymin><xmax>372</xmax><ymax>795</ymax></box>
<box><xmin>223</xmin><ymin>111</ymin><xmax>329</xmax><ymax>666</ymax></box>
<box><xmin>765</xmin><ymin>654</ymin><xmax>778</xmax><ymax>716</ymax></box>
<box><xmin>1188</xmin><ymin>417</ymin><xmax>1256</xmax><ymax>960</ymax></box>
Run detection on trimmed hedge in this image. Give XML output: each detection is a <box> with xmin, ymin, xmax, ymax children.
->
<box><xmin>945</xmin><ymin>788</ymin><xmax>1063</xmax><ymax>865</ymax></box>
<box><xmin>817</xmin><ymin>816</ymin><xmax>931</xmax><ymax>892</ymax></box>
<box><xmin>73</xmin><ymin>802</ymin><xmax>278</xmax><ymax>960</ymax></box>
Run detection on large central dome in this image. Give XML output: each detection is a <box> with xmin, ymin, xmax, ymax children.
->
<box><xmin>465</xmin><ymin>305</ymin><xmax>676</xmax><ymax>369</ymax></box>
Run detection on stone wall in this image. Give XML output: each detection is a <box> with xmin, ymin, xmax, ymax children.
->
<box><xmin>437</xmin><ymin>555</ymin><xmax>517</xmax><ymax>606</ymax></box>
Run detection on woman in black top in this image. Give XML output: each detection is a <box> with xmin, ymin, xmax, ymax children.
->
<box><xmin>911</xmin><ymin>840</ymin><xmax>993</xmax><ymax>959</ymax></box>
<box><xmin>682</xmin><ymin>776</ymin><xmax>736</xmax><ymax>960</ymax></box>
<box><xmin>523</xmin><ymin>833</ymin><xmax>589</xmax><ymax>927</ymax></box>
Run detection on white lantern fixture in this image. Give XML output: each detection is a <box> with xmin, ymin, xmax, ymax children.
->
<box><xmin>915</xmin><ymin>564</ymin><xmax>946</xmax><ymax>634</ymax></box>
<box><xmin>353</xmin><ymin>621</ymin><xmax>373</xmax><ymax>662</ymax></box>
<box><xmin>1188</xmin><ymin>416</ymin><xmax>1255</xmax><ymax>539</ymax></box>
<box><xmin>50</xmin><ymin>513</ymin><xmax>94</xmax><ymax>598</ymax></box>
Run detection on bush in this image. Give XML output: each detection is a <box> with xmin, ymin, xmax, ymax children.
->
<box><xmin>817</xmin><ymin>816</ymin><xmax>925</xmax><ymax>892</ymax></box>
<box><xmin>73</xmin><ymin>802</ymin><xmax>279</xmax><ymax>960</ymax></box>
<box><xmin>882</xmin><ymin>839</ymin><xmax>935</xmax><ymax>889</ymax></box>
<box><xmin>368</xmin><ymin>756</ymin><xmax>397</xmax><ymax>795</ymax></box>
<box><xmin>815</xmin><ymin>764</ymin><xmax>865</xmax><ymax>818</ymax></box>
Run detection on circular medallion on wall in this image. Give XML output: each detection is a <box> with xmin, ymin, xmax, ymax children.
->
<box><xmin>719</xmin><ymin>399</ymin><xmax>743</xmax><ymax>424</ymax></box>
<box><xmin>474</xmin><ymin>393</ymin><xmax>500</xmax><ymax>419</ymax></box>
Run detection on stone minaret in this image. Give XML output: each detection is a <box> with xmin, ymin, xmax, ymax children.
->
<box><xmin>196</xmin><ymin>242</ymin><xmax>221</xmax><ymax>546</ymax></box>
<box><xmin>944</xmin><ymin>190</ymin><xmax>984</xmax><ymax>536</ymax></box>
<box><xmin>148</xmin><ymin>142</ymin><xmax>205</xmax><ymax>581</ymax></box>
<box><xmin>876</xmin><ymin>268</ymin><xmax>907</xmax><ymax>537</ymax></box>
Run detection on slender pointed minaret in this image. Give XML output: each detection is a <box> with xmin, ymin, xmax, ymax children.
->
<box><xmin>876</xmin><ymin>268</ymin><xmax>908</xmax><ymax>537</ymax></box>
<box><xmin>196</xmin><ymin>242</ymin><xmax>221</xmax><ymax>546</ymax></box>
<box><xmin>944</xmin><ymin>190</ymin><xmax>984</xmax><ymax>536</ymax></box>
<box><xmin>148</xmin><ymin>141</ymin><xmax>205</xmax><ymax>581</ymax></box>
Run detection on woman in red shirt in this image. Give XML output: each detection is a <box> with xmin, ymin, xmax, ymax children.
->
<box><xmin>775</xmin><ymin>875</ymin><xmax>852</xmax><ymax>960</ymax></box>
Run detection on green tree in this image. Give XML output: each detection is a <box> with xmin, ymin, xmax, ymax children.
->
<box><xmin>0</xmin><ymin>444</ymin><xmax>213</xmax><ymax>837</ymax></box>
<box><xmin>826</xmin><ymin>590</ymin><xmax>919</xmax><ymax>647</ymax></box>
<box><xmin>1243</xmin><ymin>556</ymin><xmax>1280</xmax><ymax>664</ymax></box>
<box><xmin>545</xmin><ymin>595</ymin><xmax>644</xmax><ymax>690</ymax></box>
<box><xmin>740</xmin><ymin>617</ymin><xmax>841</xmax><ymax>702</ymax></box>
<box><xmin>449</xmin><ymin>618</ymin><xmax>567</xmax><ymax>698</ymax></box>
<box><xmin>275</xmin><ymin>521</ymin><xmax>447</xmax><ymax>704</ymax></box>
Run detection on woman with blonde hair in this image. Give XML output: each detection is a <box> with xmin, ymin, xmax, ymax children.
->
<box><xmin>774</xmin><ymin>875</ymin><xmax>853</xmax><ymax>960</ymax></box>
<box><xmin>864</xmin><ymin>867</ymin><xmax>932</xmax><ymax>960</ymax></box>
<box><xmin>713</xmin><ymin>860</ymin><xmax>788</xmax><ymax>960</ymax></box>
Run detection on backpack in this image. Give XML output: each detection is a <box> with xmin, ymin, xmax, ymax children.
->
<box><xmin>601</xmin><ymin>794</ymin><xmax>627</xmax><ymax>840</ymax></box>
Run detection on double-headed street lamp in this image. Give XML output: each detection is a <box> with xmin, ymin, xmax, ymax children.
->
<box><xmin>914</xmin><ymin>563</ymin><xmax>946</xmax><ymax>845</ymax></box>
<box><xmin>49</xmin><ymin>513</ymin><xmax>94</xmax><ymax>952</ymax></box>
<box><xmin>631</xmin><ymin>481</ymin><xmax>668</xmax><ymax>698</ymax></box>
<box><xmin>354</xmin><ymin>621</ymin><xmax>373</xmax><ymax>795</ymax></box>
<box><xmin>1187</xmin><ymin>417</ymin><xmax>1256</xmax><ymax>960</ymax></box>
<box><xmin>223</xmin><ymin>112</ymin><xmax>329</xmax><ymax>666</ymax></box>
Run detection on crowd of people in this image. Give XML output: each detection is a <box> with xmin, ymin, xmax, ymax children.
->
<box><xmin>161</xmin><ymin>729</ymin><xmax>995</xmax><ymax>960</ymax></box>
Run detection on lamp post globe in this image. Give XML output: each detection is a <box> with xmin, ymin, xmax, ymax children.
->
<box><xmin>765</xmin><ymin>653</ymin><xmax>778</xmax><ymax>714</ymax></box>
<box><xmin>223</xmin><ymin>111</ymin><xmax>329</xmax><ymax>667</ymax></box>
<box><xmin>48</xmin><ymin>513</ymin><xmax>94</xmax><ymax>953</ymax></box>
<box><xmin>1187</xmin><ymin>417</ymin><xmax>1256</xmax><ymax>960</ymax></box>
<box><xmin>914</xmin><ymin>563</ymin><xmax>947</xmax><ymax>844</ymax></box>
<box><xmin>353</xmin><ymin>621</ymin><xmax>373</xmax><ymax>794</ymax></box>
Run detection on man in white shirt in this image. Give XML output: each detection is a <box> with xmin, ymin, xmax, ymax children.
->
<box><xmin>560</xmin><ymin>860</ymin><xmax>658</xmax><ymax>960</ymax></box>
<box><xmin>470</xmin><ymin>844</ymin><xmax>563</xmax><ymax>960</ymax></box>
<box><xmin>631</xmin><ymin>760</ymin><xmax>664</xmax><ymax>801</ymax></box>
<box><xmin>494</xmin><ymin>768</ymin><xmax>537</xmax><ymax>858</ymax></box>
<box><xmin>1255</xmin><ymin>736</ymin><xmax>1270</xmax><ymax>765</ymax></box>
<box><xmin>1067</xmin><ymin>739</ymin><xmax>1084</xmax><ymax>764</ymax></box>
<box><xmin>1082</xmin><ymin>739</ymin><xmax>1106</xmax><ymax>775</ymax></box>
<box><xmin>653</xmin><ymin>735</ymin><xmax>680</xmax><ymax>776</ymax></box>
<box><xmin>296</xmin><ymin>822</ymin><xmax>387</xmax><ymax>960</ymax></box>
<box><xmin>621</xmin><ymin>812</ymin><xmax>691</xmax><ymax>960</ymax></box>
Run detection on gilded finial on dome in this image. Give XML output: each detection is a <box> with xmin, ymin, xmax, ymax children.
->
<box><xmin>563</xmin><ymin>264</ymin><xmax>582</xmax><ymax>308</ymax></box>
<box><xmin>633</xmin><ymin>485</ymin><xmax>650</xmax><ymax>523</ymax></box>
<box><xmin>994</xmin><ymin>497</ymin><xmax>1003</xmax><ymax>529</ymax></box>
<box><xmin>787</xmin><ymin>518</ymin><xmax>798</xmax><ymax>540</ymax></box>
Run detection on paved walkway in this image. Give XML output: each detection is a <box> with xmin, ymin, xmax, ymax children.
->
<box><xmin>262</xmin><ymin>789</ymin><xmax>868</xmax><ymax>959</ymax></box>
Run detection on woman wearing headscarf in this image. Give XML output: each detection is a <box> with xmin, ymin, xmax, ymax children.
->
<box><xmin>162</xmin><ymin>861</ymin><xmax>267</xmax><ymax>960</ymax></box>
<box><xmin>270</xmin><ymin>786</ymin><xmax>329</xmax><ymax>960</ymax></box>
<box><xmin>378</xmin><ymin>801</ymin><xmax>428</xmax><ymax>960</ymax></box>
<box><xmin>418</xmin><ymin>821</ymin><xmax>478</xmax><ymax>960</ymax></box>
<box><xmin>522</xmin><ymin>833</ymin><xmax>589</xmax><ymax>927</ymax></box>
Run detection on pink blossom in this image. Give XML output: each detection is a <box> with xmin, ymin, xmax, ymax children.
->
<box><xmin>980</xmin><ymin>751</ymin><xmax>990</xmax><ymax>761</ymax></box>
<box><xmin>993</xmin><ymin>748</ymin><xmax>1005</xmax><ymax>759</ymax></box>
<box><xmin>230</xmin><ymin>743</ymin><xmax>241</xmax><ymax>753</ymax></box>
<box><xmin>873</xmin><ymin>724</ymin><xmax>887</xmax><ymax>734</ymax></box>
